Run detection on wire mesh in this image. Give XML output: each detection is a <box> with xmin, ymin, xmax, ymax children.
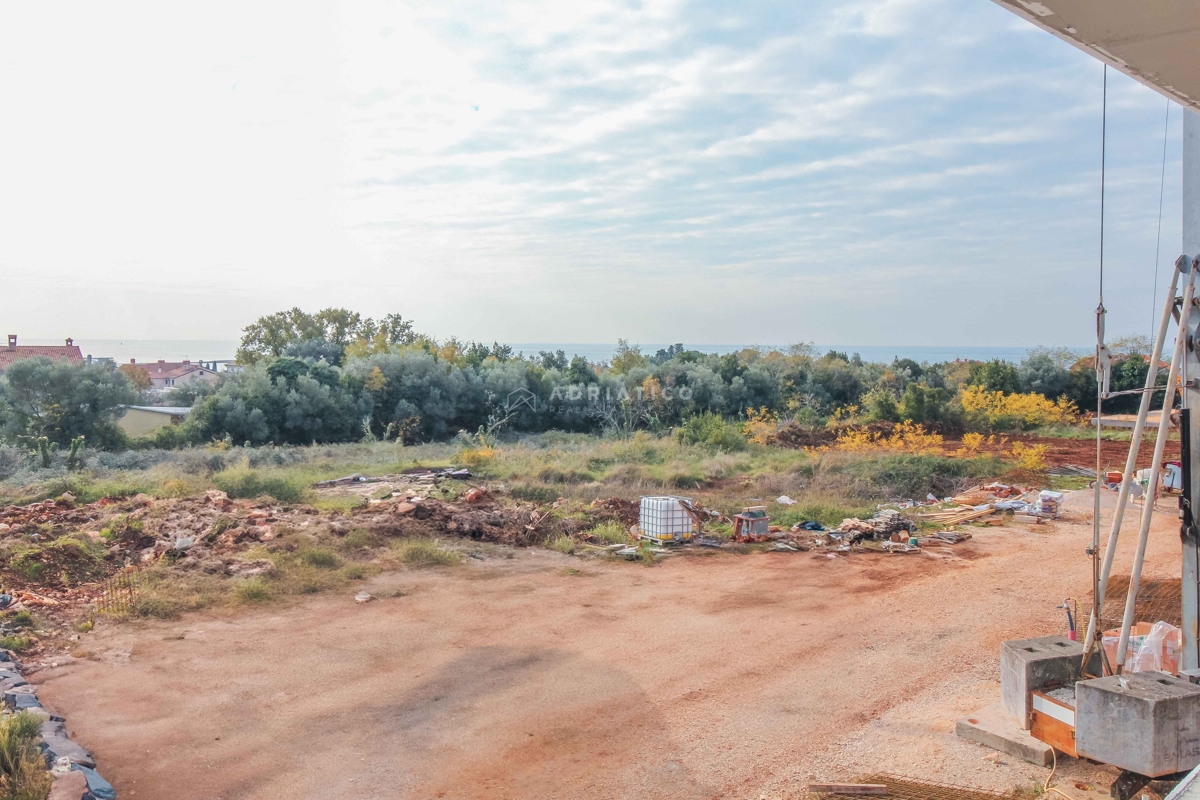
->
<box><xmin>98</xmin><ymin>568</ymin><xmax>140</xmax><ymax>615</ymax></box>
<box><xmin>811</xmin><ymin>774</ymin><xmax>1014</xmax><ymax>800</ymax></box>
<box><xmin>1084</xmin><ymin>575</ymin><xmax>1181</xmax><ymax>632</ymax></box>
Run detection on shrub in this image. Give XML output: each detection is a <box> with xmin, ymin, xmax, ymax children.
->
<box><xmin>960</xmin><ymin>385</ymin><xmax>1079</xmax><ymax>430</ymax></box>
<box><xmin>675</xmin><ymin>413</ymin><xmax>746</xmax><ymax>451</ymax></box>
<box><xmin>0</xmin><ymin>637</ymin><xmax>31</xmax><ymax>654</ymax></box>
<box><xmin>835</xmin><ymin>421</ymin><xmax>943</xmax><ymax>455</ymax></box>
<box><xmin>300</xmin><ymin>548</ymin><xmax>341</xmax><ymax>569</ymax></box>
<box><xmin>1009</xmin><ymin>441</ymin><xmax>1049</xmax><ymax>471</ymax></box>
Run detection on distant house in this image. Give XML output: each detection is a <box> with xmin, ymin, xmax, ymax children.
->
<box><xmin>118</xmin><ymin>406</ymin><xmax>191</xmax><ymax>438</ymax></box>
<box><xmin>0</xmin><ymin>335</ymin><xmax>84</xmax><ymax>375</ymax></box>
<box><xmin>128</xmin><ymin>359</ymin><xmax>221</xmax><ymax>391</ymax></box>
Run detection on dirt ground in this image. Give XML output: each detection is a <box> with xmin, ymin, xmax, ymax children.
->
<box><xmin>31</xmin><ymin>489</ymin><xmax>1183</xmax><ymax>800</ymax></box>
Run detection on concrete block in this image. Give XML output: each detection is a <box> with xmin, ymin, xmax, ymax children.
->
<box><xmin>1001</xmin><ymin>635</ymin><xmax>1097</xmax><ymax>729</ymax></box>
<box><xmin>1076</xmin><ymin>671</ymin><xmax>1200</xmax><ymax>777</ymax></box>
<box><xmin>956</xmin><ymin>702</ymin><xmax>1054</xmax><ymax>766</ymax></box>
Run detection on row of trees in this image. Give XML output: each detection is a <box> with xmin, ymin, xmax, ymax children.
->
<box><xmin>0</xmin><ymin>308</ymin><xmax>1164</xmax><ymax>450</ymax></box>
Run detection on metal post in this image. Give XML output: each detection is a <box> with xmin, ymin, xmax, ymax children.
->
<box><xmin>1082</xmin><ymin>259</ymin><xmax>1182</xmax><ymax>655</ymax></box>
<box><xmin>1183</xmin><ymin>110</ymin><xmax>1200</xmax><ymax>669</ymax></box>
<box><xmin>1117</xmin><ymin>268</ymin><xmax>1196</xmax><ymax>670</ymax></box>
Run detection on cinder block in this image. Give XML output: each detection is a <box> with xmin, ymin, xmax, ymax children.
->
<box><xmin>1001</xmin><ymin>635</ymin><xmax>1097</xmax><ymax>729</ymax></box>
<box><xmin>1076</xmin><ymin>671</ymin><xmax>1200</xmax><ymax>777</ymax></box>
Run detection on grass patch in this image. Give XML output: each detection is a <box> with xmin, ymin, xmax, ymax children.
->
<box><xmin>0</xmin><ymin>711</ymin><xmax>54</xmax><ymax>800</ymax></box>
<box><xmin>213</xmin><ymin>463</ymin><xmax>309</xmax><ymax>503</ymax></box>
<box><xmin>510</xmin><ymin>484</ymin><xmax>560</xmax><ymax>503</ymax></box>
<box><xmin>394</xmin><ymin>539</ymin><xmax>461</xmax><ymax>567</ymax></box>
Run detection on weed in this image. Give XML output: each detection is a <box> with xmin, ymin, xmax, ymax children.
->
<box><xmin>129</xmin><ymin>597</ymin><xmax>181</xmax><ymax>619</ymax></box>
<box><xmin>234</xmin><ymin>578</ymin><xmax>272</xmax><ymax>603</ymax></box>
<box><xmin>586</xmin><ymin>521</ymin><xmax>631</xmax><ymax>544</ymax></box>
<box><xmin>394</xmin><ymin>540</ymin><xmax>461</xmax><ymax>567</ymax></box>
<box><xmin>510</xmin><ymin>484</ymin><xmax>559</xmax><ymax>503</ymax></box>
<box><xmin>343</xmin><ymin>564</ymin><xmax>367</xmax><ymax>580</ymax></box>
<box><xmin>547</xmin><ymin>535</ymin><xmax>576</xmax><ymax>555</ymax></box>
<box><xmin>341</xmin><ymin>529</ymin><xmax>374</xmax><ymax>551</ymax></box>
<box><xmin>300</xmin><ymin>548</ymin><xmax>341</xmax><ymax>569</ymax></box>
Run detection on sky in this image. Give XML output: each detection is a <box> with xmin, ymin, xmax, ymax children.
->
<box><xmin>0</xmin><ymin>0</ymin><xmax>1188</xmax><ymax>349</ymax></box>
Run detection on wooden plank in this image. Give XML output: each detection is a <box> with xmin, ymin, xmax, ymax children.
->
<box><xmin>1030</xmin><ymin>710</ymin><xmax>1076</xmax><ymax>758</ymax></box>
<box><xmin>807</xmin><ymin>785</ymin><xmax>888</xmax><ymax>796</ymax></box>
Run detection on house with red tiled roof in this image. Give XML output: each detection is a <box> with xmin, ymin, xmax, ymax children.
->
<box><xmin>0</xmin><ymin>335</ymin><xmax>84</xmax><ymax>374</ymax></box>
<box><xmin>127</xmin><ymin>359</ymin><xmax>220</xmax><ymax>391</ymax></box>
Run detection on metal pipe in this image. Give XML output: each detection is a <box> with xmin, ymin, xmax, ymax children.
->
<box><xmin>1116</xmin><ymin>268</ymin><xmax>1197</xmax><ymax>669</ymax></box>
<box><xmin>1084</xmin><ymin>256</ymin><xmax>1187</xmax><ymax>653</ymax></box>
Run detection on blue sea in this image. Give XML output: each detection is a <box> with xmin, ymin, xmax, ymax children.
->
<box><xmin>23</xmin><ymin>339</ymin><xmax>1089</xmax><ymax>366</ymax></box>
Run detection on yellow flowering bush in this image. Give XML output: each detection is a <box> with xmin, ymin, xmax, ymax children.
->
<box><xmin>960</xmin><ymin>386</ymin><xmax>1079</xmax><ymax>429</ymax></box>
<box><xmin>835</xmin><ymin>421</ymin><xmax>944</xmax><ymax>454</ymax></box>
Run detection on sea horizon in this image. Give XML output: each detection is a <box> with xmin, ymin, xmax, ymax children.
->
<box><xmin>17</xmin><ymin>338</ymin><xmax>1090</xmax><ymax>366</ymax></box>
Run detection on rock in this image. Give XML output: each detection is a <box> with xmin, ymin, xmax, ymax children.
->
<box><xmin>46</xmin><ymin>770</ymin><xmax>89</xmax><ymax>800</ymax></box>
<box><xmin>130</xmin><ymin>493</ymin><xmax>153</xmax><ymax>508</ymax></box>
<box><xmin>58</xmin><ymin>493</ymin><xmax>76</xmax><ymax>504</ymax></box>
<box><xmin>204</xmin><ymin>489</ymin><xmax>230</xmax><ymax>505</ymax></box>
<box><xmin>354</xmin><ymin>591</ymin><xmax>374</xmax><ymax>603</ymax></box>
<box><xmin>39</xmin><ymin>735</ymin><xmax>95</xmax><ymax>769</ymax></box>
<box><xmin>394</xmin><ymin>502</ymin><xmax>417</xmax><ymax>516</ymax></box>
<box><xmin>225</xmin><ymin>559</ymin><xmax>274</xmax><ymax>578</ymax></box>
<box><xmin>175</xmin><ymin>556</ymin><xmax>200</xmax><ymax>570</ymax></box>
<box><xmin>463</xmin><ymin>488</ymin><xmax>488</xmax><ymax>504</ymax></box>
<box><xmin>70</xmin><ymin>765</ymin><xmax>116</xmax><ymax>800</ymax></box>
<box><xmin>199</xmin><ymin>558</ymin><xmax>225</xmax><ymax>574</ymax></box>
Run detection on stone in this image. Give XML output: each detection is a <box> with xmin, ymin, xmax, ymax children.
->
<box><xmin>130</xmin><ymin>493</ymin><xmax>153</xmax><ymax>508</ymax></box>
<box><xmin>46</xmin><ymin>770</ymin><xmax>89</xmax><ymax>800</ymax></box>
<box><xmin>71</xmin><ymin>765</ymin><xmax>116</xmax><ymax>800</ymax></box>
<box><xmin>1001</xmin><ymin>635</ymin><xmax>1098</xmax><ymax>729</ymax></box>
<box><xmin>39</xmin><ymin>735</ymin><xmax>96</xmax><ymax>769</ymax></box>
<box><xmin>1076</xmin><ymin>671</ymin><xmax>1200</xmax><ymax>777</ymax></box>
<box><xmin>956</xmin><ymin>702</ymin><xmax>1054</xmax><ymax>766</ymax></box>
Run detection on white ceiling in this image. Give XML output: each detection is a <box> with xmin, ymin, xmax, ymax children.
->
<box><xmin>990</xmin><ymin>0</ymin><xmax>1200</xmax><ymax>111</ymax></box>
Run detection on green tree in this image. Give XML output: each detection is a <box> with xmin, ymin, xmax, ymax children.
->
<box><xmin>968</xmin><ymin>359</ymin><xmax>1021</xmax><ymax>394</ymax></box>
<box><xmin>863</xmin><ymin>388</ymin><xmax>900</xmax><ymax>422</ymax></box>
<box><xmin>236</xmin><ymin>308</ymin><xmax>417</xmax><ymax>365</ymax></box>
<box><xmin>899</xmin><ymin>383</ymin><xmax>950</xmax><ymax>424</ymax></box>
<box><xmin>0</xmin><ymin>359</ymin><xmax>137</xmax><ymax>449</ymax></box>
<box><xmin>611</xmin><ymin>340</ymin><xmax>648</xmax><ymax>375</ymax></box>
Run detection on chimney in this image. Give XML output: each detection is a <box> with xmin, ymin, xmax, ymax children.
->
<box><xmin>6</xmin><ymin>335</ymin><xmax>15</xmax><ymax>348</ymax></box>
<box><xmin>158</xmin><ymin>359</ymin><xmax>166</xmax><ymax>364</ymax></box>
<box><xmin>182</xmin><ymin>359</ymin><xmax>190</xmax><ymax>365</ymax></box>
<box><xmin>130</xmin><ymin>358</ymin><xmax>136</xmax><ymax>364</ymax></box>
<box><xmin>65</xmin><ymin>337</ymin><xmax>73</xmax><ymax>346</ymax></box>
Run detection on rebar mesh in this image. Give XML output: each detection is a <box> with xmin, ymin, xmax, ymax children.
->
<box><xmin>811</xmin><ymin>774</ymin><xmax>1013</xmax><ymax>799</ymax></box>
<box><xmin>98</xmin><ymin>568</ymin><xmax>140</xmax><ymax>615</ymax></box>
<box><xmin>1084</xmin><ymin>575</ymin><xmax>1181</xmax><ymax>632</ymax></box>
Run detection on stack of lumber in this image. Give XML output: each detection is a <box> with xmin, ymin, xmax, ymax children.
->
<box><xmin>916</xmin><ymin>505</ymin><xmax>996</xmax><ymax>525</ymax></box>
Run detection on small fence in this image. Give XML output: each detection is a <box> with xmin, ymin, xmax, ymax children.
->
<box><xmin>97</xmin><ymin>568</ymin><xmax>141</xmax><ymax>615</ymax></box>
